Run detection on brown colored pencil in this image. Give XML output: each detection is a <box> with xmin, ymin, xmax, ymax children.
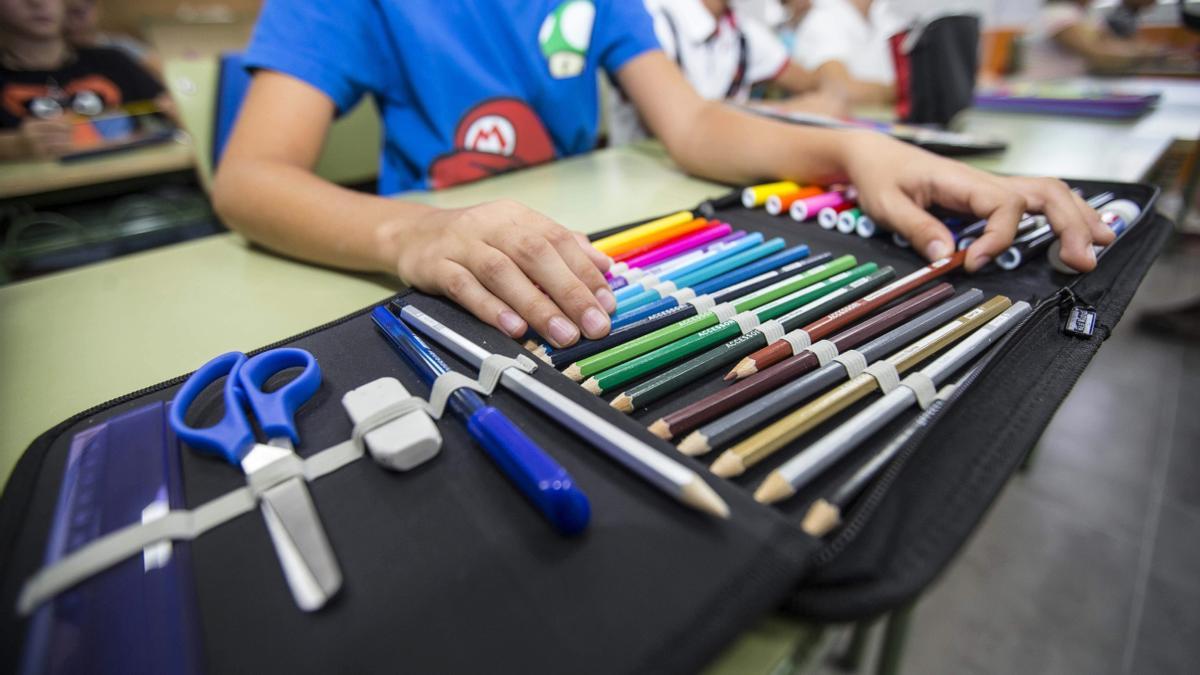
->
<box><xmin>728</xmin><ymin>252</ymin><xmax>965</xmax><ymax>381</ymax></box>
<box><xmin>647</xmin><ymin>283</ymin><xmax>956</xmax><ymax>441</ymax></box>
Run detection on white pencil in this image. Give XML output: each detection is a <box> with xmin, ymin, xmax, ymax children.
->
<box><xmin>397</xmin><ymin>304</ymin><xmax>730</xmax><ymax>518</ymax></box>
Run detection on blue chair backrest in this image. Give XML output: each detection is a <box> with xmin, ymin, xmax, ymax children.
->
<box><xmin>212</xmin><ymin>52</ymin><xmax>253</xmax><ymax>170</ymax></box>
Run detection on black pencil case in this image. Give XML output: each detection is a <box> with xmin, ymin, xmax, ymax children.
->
<box><xmin>0</xmin><ymin>179</ymin><xmax>1170</xmax><ymax>674</ymax></box>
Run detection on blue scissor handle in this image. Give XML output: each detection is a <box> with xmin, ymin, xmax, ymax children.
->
<box><xmin>236</xmin><ymin>348</ymin><xmax>322</xmax><ymax>446</ymax></box>
<box><xmin>169</xmin><ymin>351</ymin><xmax>255</xmax><ymax>466</ymax></box>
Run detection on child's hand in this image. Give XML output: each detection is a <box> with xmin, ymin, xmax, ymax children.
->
<box><xmin>839</xmin><ymin>131</ymin><xmax>1115</xmax><ymax>272</ymax></box>
<box><xmin>387</xmin><ymin>200</ymin><xmax>615</xmax><ymax>348</ymax></box>
<box><xmin>19</xmin><ymin>117</ymin><xmax>73</xmax><ymax>158</ymax></box>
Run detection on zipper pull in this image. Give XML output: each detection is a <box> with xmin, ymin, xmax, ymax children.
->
<box><xmin>1059</xmin><ymin>287</ymin><xmax>1099</xmax><ymax>339</ymax></box>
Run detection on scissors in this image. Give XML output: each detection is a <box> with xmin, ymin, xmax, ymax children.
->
<box><xmin>169</xmin><ymin>348</ymin><xmax>342</xmax><ymax>611</ymax></box>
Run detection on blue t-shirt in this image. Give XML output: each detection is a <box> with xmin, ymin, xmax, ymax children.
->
<box><xmin>245</xmin><ymin>0</ymin><xmax>660</xmax><ymax>193</ymax></box>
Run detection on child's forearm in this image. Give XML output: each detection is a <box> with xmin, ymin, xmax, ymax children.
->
<box><xmin>212</xmin><ymin>157</ymin><xmax>430</xmax><ymax>275</ymax></box>
<box><xmin>0</xmin><ymin>130</ymin><xmax>30</xmax><ymax>161</ymax></box>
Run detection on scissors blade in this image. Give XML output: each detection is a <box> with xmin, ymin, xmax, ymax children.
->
<box><xmin>258</xmin><ymin>478</ymin><xmax>342</xmax><ymax>611</ymax></box>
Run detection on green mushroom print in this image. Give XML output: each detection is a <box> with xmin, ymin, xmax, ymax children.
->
<box><xmin>539</xmin><ymin>0</ymin><xmax>595</xmax><ymax>79</ymax></box>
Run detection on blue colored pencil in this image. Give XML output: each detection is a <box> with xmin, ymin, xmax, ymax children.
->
<box><xmin>612</xmin><ymin>232</ymin><xmax>765</xmax><ymax>303</ymax></box>
<box><xmin>371</xmin><ymin>307</ymin><xmax>590</xmax><ymax>535</ymax></box>
<box><xmin>614</xmin><ymin>237</ymin><xmax>786</xmax><ymax>313</ymax></box>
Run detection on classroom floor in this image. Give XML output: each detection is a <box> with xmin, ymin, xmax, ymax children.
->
<box><xmin>805</xmin><ymin>234</ymin><xmax>1200</xmax><ymax>674</ymax></box>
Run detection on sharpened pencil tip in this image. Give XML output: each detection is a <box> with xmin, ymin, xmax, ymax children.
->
<box><xmin>532</xmin><ymin>347</ymin><xmax>551</xmax><ymax>364</ymax></box>
<box><xmin>677</xmin><ymin>432</ymin><xmax>711</xmax><ymax>456</ymax></box>
<box><xmin>564</xmin><ymin>364</ymin><xmax>583</xmax><ymax>382</ymax></box>
<box><xmin>731</xmin><ymin>359</ymin><xmax>756</xmax><ymax>380</ymax></box>
<box><xmin>523</xmin><ymin>339</ymin><xmax>539</xmax><ymax>351</ymax></box>
<box><xmin>710</xmin><ymin>451</ymin><xmax>746</xmax><ymax>478</ymax></box>
<box><xmin>582</xmin><ymin>377</ymin><xmax>602</xmax><ymax>395</ymax></box>
<box><xmin>611</xmin><ymin>394</ymin><xmax>634</xmax><ymax>414</ymax></box>
<box><xmin>679</xmin><ymin>476</ymin><xmax>730</xmax><ymax>519</ymax></box>
<box><xmin>801</xmin><ymin>499</ymin><xmax>842</xmax><ymax>537</ymax></box>
<box><xmin>648</xmin><ymin>419</ymin><xmax>672</xmax><ymax>440</ymax></box>
<box><xmin>754</xmin><ymin>472</ymin><xmax>796</xmax><ymax>504</ymax></box>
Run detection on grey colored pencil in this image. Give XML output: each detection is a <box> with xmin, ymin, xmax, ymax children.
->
<box><xmin>757</xmin><ymin>302</ymin><xmax>1032</xmax><ymax>505</ymax></box>
<box><xmin>397</xmin><ymin>304</ymin><xmax>730</xmax><ymax>518</ymax></box>
<box><xmin>678</xmin><ymin>289</ymin><xmax>985</xmax><ymax>456</ymax></box>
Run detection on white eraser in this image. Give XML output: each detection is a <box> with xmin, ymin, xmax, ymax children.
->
<box><xmin>342</xmin><ymin>377</ymin><xmax>441</xmax><ymax>471</ymax></box>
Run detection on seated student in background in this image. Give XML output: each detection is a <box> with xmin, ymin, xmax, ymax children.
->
<box><xmin>213</xmin><ymin>0</ymin><xmax>1111</xmax><ymax>349</ymax></box>
<box><xmin>0</xmin><ymin>0</ymin><xmax>171</xmax><ymax>160</ymax></box>
<box><xmin>63</xmin><ymin>0</ymin><xmax>161</xmax><ymax>73</ymax></box>
<box><xmin>607</xmin><ymin>0</ymin><xmax>846</xmax><ymax>145</ymax></box>
<box><xmin>791</xmin><ymin>0</ymin><xmax>901</xmax><ymax>104</ymax></box>
<box><xmin>1024</xmin><ymin>0</ymin><xmax>1164</xmax><ymax>80</ymax></box>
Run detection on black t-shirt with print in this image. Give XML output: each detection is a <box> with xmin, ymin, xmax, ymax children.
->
<box><xmin>0</xmin><ymin>47</ymin><xmax>163</xmax><ymax>128</ymax></box>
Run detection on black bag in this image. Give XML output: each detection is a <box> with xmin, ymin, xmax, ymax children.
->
<box><xmin>890</xmin><ymin>14</ymin><xmax>981</xmax><ymax>126</ymax></box>
<box><xmin>0</xmin><ymin>179</ymin><xmax>1169</xmax><ymax>674</ymax></box>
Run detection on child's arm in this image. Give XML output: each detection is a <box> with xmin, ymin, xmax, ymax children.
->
<box><xmin>617</xmin><ymin>51</ymin><xmax>1113</xmax><ymax>272</ymax></box>
<box><xmin>212</xmin><ymin>72</ymin><xmax>615</xmax><ymax>348</ymax></box>
<box><xmin>0</xmin><ymin>118</ymin><xmax>73</xmax><ymax>161</ymax></box>
<box><xmin>811</xmin><ymin>60</ymin><xmax>895</xmax><ymax>104</ymax></box>
<box><xmin>1053</xmin><ymin>23</ymin><xmax>1159</xmax><ymax>72</ymax></box>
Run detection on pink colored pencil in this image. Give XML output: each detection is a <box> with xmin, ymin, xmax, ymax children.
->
<box><xmin>789</xmin><ymin>191</ymin><xmax>850</xmax><ymax>222</ymax></box>
<box><xmin>605</xmin><ymin>223</ymin><xmax>732</xmax><ymax>279</ymax></box>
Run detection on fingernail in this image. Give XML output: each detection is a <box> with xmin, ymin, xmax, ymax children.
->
<box><xmin>581</xmin><ymin>307</ymin><xmax>610</xmax><ymax>338</ymax></box>
<box><xmin>1086</xmin><ymin>246</ymin><xmax>1097</xmax><ymax>266</ymax></box>
<box><xmin>498</xmin><ymin>310</ymin><xmax>525</xmax><ymax>337</ymax></box>
<box><xmin>548</xmin><ymin>316</ymin><xmax>579</xmax><ymax>347</ymax></box>
<box><xmin>972</xmin><ymin>254</ymin><xmax>991</xmax><ymax>270</ymax></box>
<box><xmin>595</xmin><ymin>287</ymin><xmax>617</xmax><ymax>313</ymax></box>
<box><xmin>925</xmin><ymin>240</ymin><xmax>951</xmax><ymax>261</ymax></box>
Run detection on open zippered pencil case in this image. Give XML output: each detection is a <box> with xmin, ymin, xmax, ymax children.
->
<box><xmin>0</xmin><ymin>179</ymin><xmax>1170</xmax><ymax>674</ymax></box>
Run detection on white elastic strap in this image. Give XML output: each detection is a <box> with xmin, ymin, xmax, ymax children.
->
<box><xmin>423</xmin><ymin>354</ymin><xmax>537</xmax><ymax>419</ymax></box>
<box><xmin>807</xmin><ymin>340</ymin><xmax>839</xmax><ymax>366</ymax></box>
<box><xmin>669</xmin><ymin>287</ymin><xmax>697</xmax><ymax>304</ymax></box>
<box><xmin>623</xmin><ymin>268</ymin><xmax>644</xmax><ymax>283</ymax></box>
<box><xmin>652</xmin><ymin>280</ymin><xmax>678</xmax><ymax>296</ymax></box>
<box><xmin>686</xmin><ymin>295</ymin><xmax>715</xmax><ymax>313</ymax></box>
<box><xmin>734</xmin><ymin>311</ymin><xmax>761</xmax><ymax>335</ymax></box>
<box><xmin>901</xmin><ymin>372</ymin><xmax>938</xmax><ymax>409</ymax></box>
<box><xmin>864</xmin><ymin>361</ymin><xmax>901</xmax><ymax>394</ymax></box>
<box><xmin>832</xmin><ymin>349</ymin><xmax>867</xmax><ymax>378</ymax></box>
<box><xmin>711</xmin><ymin>303</ymin><xmax>737</xmax><ymax>323</ymax></box>
<box><xmin>782</xmin><ymin>329</ymin><xmax>812</xmax><ymax>354</ymax></box>
<box><xmin>638</xmin><ymin>274</ymin><xmax>661</xmax><ymax>291</ymax></box>
<box><xmin>609</xmin><ymin>262</ymin><xmax>628</xmax><ymax>276</ymax></box>
<box><xmin>759</xmin><ymin>320</ymin><xmax>786</xmax><ymax>344</ymax></box>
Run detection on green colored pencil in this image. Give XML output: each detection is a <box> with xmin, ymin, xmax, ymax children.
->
<box><xmin>611</xmin><ymin>267</ymin><xmax>897</xmax><ymax>412</ymax></box>
<box><xmin>565</xmin><ymin>254</ymin><xmax>858</xmax><ymax>380</ymax></box>
<box><xmin>582</xmin><ymin>263</ymin><xmax>879</xmax><ymax>395</ymax></box>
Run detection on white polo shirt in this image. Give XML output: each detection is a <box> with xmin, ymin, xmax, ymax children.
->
<box><xmin>606</xmin><ymin>0</ymin><xmax>790</xmax><ymax>145</ymax></box>
<box><xmin>792</xmin><ymin>0</ymin><xmax>902</xmax><ymax>86</ymax></box>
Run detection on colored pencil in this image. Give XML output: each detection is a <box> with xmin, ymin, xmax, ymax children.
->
<box><xmin>855</xmin><ymin>214</ymin><xmax>877</xmax><ymax>239</ymax></box>
<box><xmin>765</xmin><ymin>186</ymin><xmax>823</xmax><ymax>215</ymax></box>
<box><xmin>742</xmin><ymin>180</ymin><xmax>800</xmax><ymax>208</ymax></box>
<box><xmin>582</xmin><ymin>263</ymin><xmax>878</xmax><ymax>395</ymax></box>
<box><xmin>729</xmin><ymin>251</ymin><xmax>967</xmax><ymax>380</ymax></box>
<box><xmin>564</xmin><ymin>254</ymin><xmax>858</xmax><ymax>380</ymax></box>
<box><xmin>592</xmin><ymin>211</ymin><xmax>696</xmax><ymax>257</ymax></box>
<box><xmin>371</xmin><ymin>307</ymin><xmax>591</xmax><ymax>534</ymax></box>
<box><xmin>613</xmin><ymin>233</ymin><xmax>765</xmax><ymax>304</ymax></box>
<box><xmin>707</xmin><ymin>296</ymin><xmax>1010</xmax><ymax>477</ymax></box>
<box><xmin>610</xmin><ymin>268</ymin><xmax>896</xmax><ymax>413</ymax></box>
<box><xmin>395</xmin><ymin>303</ymin><xmax>729</xmax><ymax>518</ymax></box>
<box><xmin>649</xmin><ymin>283</ymin><xmax>957</xmax><ymax>441</ymax></box>
<box><xmin>674</xmin><ymin>290</ymin><xmax>983</xmax><ymax>455</ymax></box>
<box><xmin>607</xmin><ymin>223</ymin><xmax>731</xmax><ymax>278</ymax></box>
<box><xmin>837</xmin><ymin>208</ymin><xmax>863</xmax><ymax>234</ymax></box>
<box><xmin>790</xmin><ymin>191</ymin><xmax>850</xmax><ymax>221</ymax></box>
<box><xmin>609</xmin><ymin>230</ymin><xmax>746</xmax><ymax>292</ymax></box>
<box><xmin>761</xmin><ymin>302</ymin><xmax>1031</xmax><ymax>506</ymax></box>
<box><xmin>541</xmin><ymin>253</ymin><xmax>833</xmax><ymax>369</ymax></box>
<box><xmin>614</xmin><ymin>237</ymin><xmax>786</xmax><ymax>313</ymax></box>
<box><xmin>610</xmin><ymin>220</ymin><xmax>717</xmax><ymax>264</ymax></box>
<box><xmin>801</xmin><ymin>365</ymin><xmax>977</xmax><ymax>536</ymax></box>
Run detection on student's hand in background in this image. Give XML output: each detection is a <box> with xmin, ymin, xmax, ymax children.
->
<box><xmin>838</xmin><ymin>130</ymin><xmax>1115</xmax><ymax>273</ymax></box>
<box><xmin>18</xmin><ymin>117</ymin><xmax>73</xmax><ymax>159</ymax></box>
<box><xmin>386</xmin><ymin>199</ymin><xmax>615</xmax><ymax>347</ymax></box>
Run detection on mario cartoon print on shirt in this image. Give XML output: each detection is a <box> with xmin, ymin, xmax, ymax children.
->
<box><xmin>428</xmin><ymin>97</ymin><xmax>557</xmax><ymax>189</ymax></box>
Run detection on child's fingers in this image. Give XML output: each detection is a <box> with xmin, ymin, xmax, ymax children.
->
<box><xmin>932</xmin><ymin>180</ymin><xmax>1025</xmax><ymax>272</ymax></box>
<box><xmin>872</xmin><ymin>190</ymin><xmax>956</xmax><ymax>262</ymax></box>
<box><xmin>1009</xmin><ymin>177</ymin><xmax>1099</xmax><ymax>272</ymax></box>
<box><xmin>573</xmin><ymin>232</ymin><xmax>613</xmax><ymax>273</ymax></box>
<box><xmin>487</xmin><ymin>230</ymin><xmax>612</xmax><ymax>340</ymax></box>
<box><xmin>467</xmin><ymin>245</ymin><xmax>587</xmax><ymax>348</ymax></box>
<box><xmin>1068</xmin><ymin>189</ymin><xmax>1115</xmax><ymax>245</ymax></box>
<box><xmin>537</xmin><ymin>225</ymin><xmax>615</xmax><ymax>313</ymax></box>
<box><xmin>437</xmin><ymin>260</ymin><xmax>527</xmax><ymax>338</ymax></box>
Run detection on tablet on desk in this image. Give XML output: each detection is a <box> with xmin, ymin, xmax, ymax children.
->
<box><xmin>972</xmin><ymin>82</ymin><xmax>1162</xmax><ymax>119</ymax></box>
<box><xmin>59</xmin><ymin>101</ymin><xmax>179</xmax><ymax>163</ymax></box>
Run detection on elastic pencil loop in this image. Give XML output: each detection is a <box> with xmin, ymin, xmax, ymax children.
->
<box><xmin>349</xmin><ymin>398</ymin><xmax>432</xmax><ymax>449</ymax></box>
<box><xmin>864</xmin><ymin>361</ymin><xmax>901</xmax><ymax>394</ymax></box>
<box><xmin>423</xmin><ymin>354</ymin><xmax>538</xmax><ymax>419</ymax></box>
<box><xmin>711</xmin><ymin>302</ymin><xmax>737</xmax><ymax>323</ymax></box>
<box><xmin>669</xmin><ymin>287</ymin><xmax>697</xmax><ymax>303</ymax></box>
<box><xmin>652</xmin><ymin>280</ymin><xmax>678</xmax><ymax>295</ymax></box>
<box><xmin>638</xmin><ymin>273</ymin><xmax>661</xmax><ymax>290</ymax></box>
<box><xmin>687</xmin><ymin>295</ymin><xmax>716</xmax><ymax>313</ymax></box>
<box><xmin>782</xmin><ymin>329</ymin><xmax>812</xmax><ymax>354</ymax></box>
<box><xmin>808</xmin><ymin>340</ymin><xmax>839</xmax><ymax>366</ymax></box>
<box><xmin>623</xmin><ymin>267</ymin><xmax>643</xmax><ymax>282</ymax></box>
<box><xmin>244</xmin><ymin>452</ymin><xmax>307</xmax><ymax>499</ymax></box>
<box><xmin>734</xmin><ymin>311</ymin><xmax>761</xmax><ymax>335</ymax></box>
<box><xmin>833</xmin><ymin>349</ymin><xmax>868</xmax><ymax>378</ymax></box>
<box><xmin>900</xmin><ymin>372</ymin><xmax>938</xmax><ymax>409</ymax></box>
<box><xmin>759</xmin><ymin>320</ymin><xmax>786</xmax><ymax>344</ymax></box>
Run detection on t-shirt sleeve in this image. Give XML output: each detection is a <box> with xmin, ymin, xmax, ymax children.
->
<box><xmin>740</xmin><ymin>17</ymin><xmax>789</xmax><ymax>84</ymax></box>
<box><xmin>595</xmin><ymin>0</ymin><xmax>664</xmax><ymax>76</ymax></box>
<box><xmin>243</xmin><ymin>0</ymin><xmax>393</xmax><ymax>113</ymax></box>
